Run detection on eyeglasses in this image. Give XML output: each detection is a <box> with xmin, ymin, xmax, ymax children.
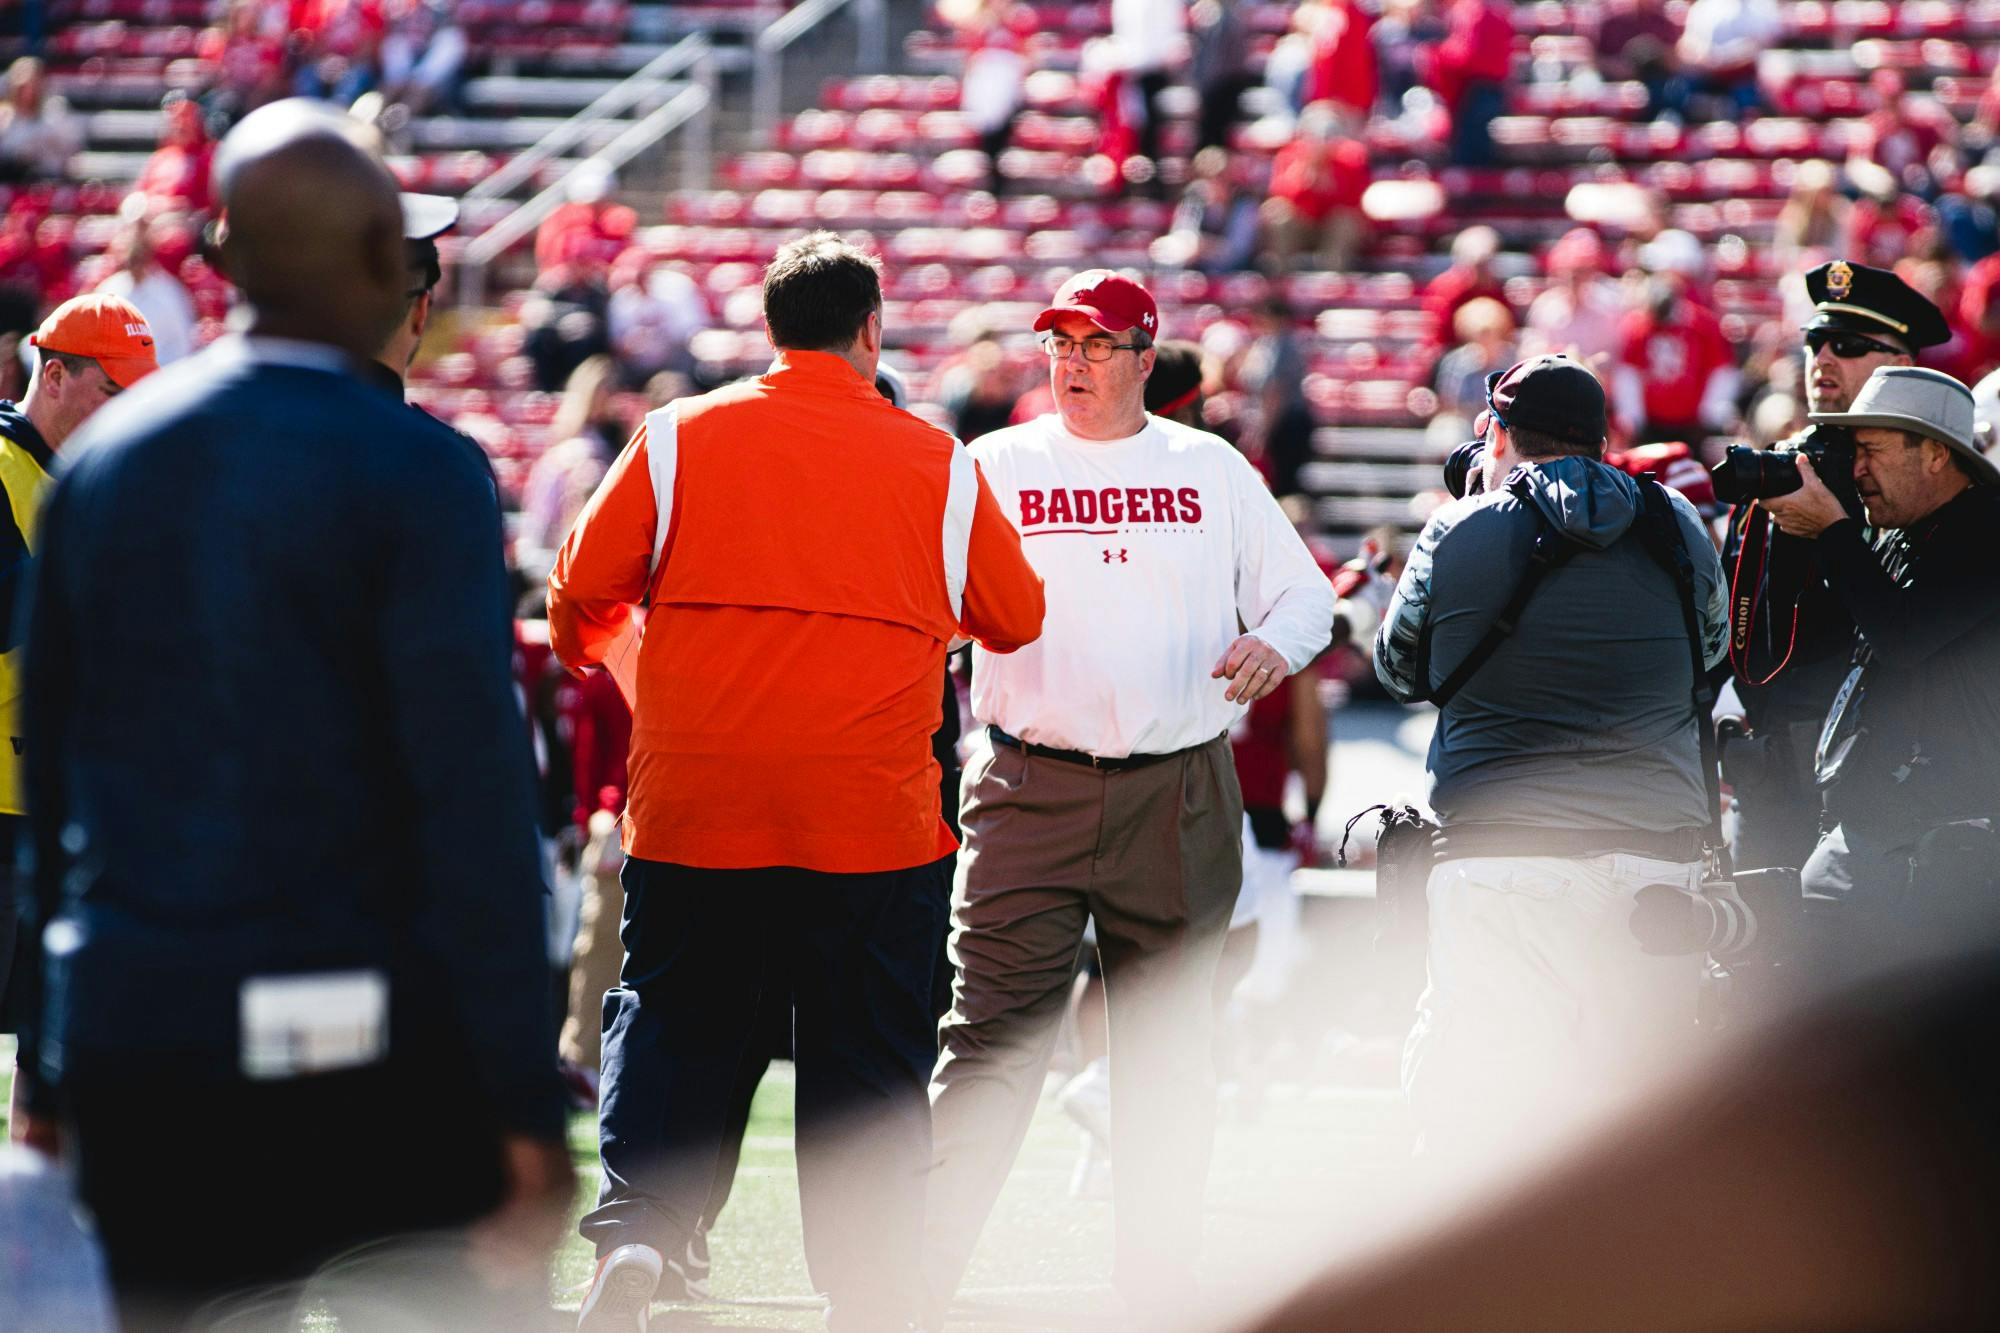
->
<box><xmin>1806</xmin><ymin>329</ymin><xmax>1904</xmax><ymax>359</ymax></box>
<box><xmin>1041</xmin><ymin>334</ymin><xmax>1145</xmax><ymax>362</ymax></box>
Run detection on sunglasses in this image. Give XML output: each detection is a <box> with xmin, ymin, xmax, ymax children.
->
<box><xmin>1806</xmin><ymin>329</ymin><xmax>1904</xmax><ymax>359</ymax></box>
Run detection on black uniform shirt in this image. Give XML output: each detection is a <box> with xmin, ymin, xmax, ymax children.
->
<box><xmin>1815</xmin><ymin>485</ymin><xmax>2000</xmax><ymax>841</ymax></box>
<box><xmin>1722</xmin><ymin>428</ymin><xmax>1865</xmax><ymax>732</ymax></box>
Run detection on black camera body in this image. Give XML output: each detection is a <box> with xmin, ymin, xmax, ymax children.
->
<box><xmin>1709</xmin><ymin>424</ymin><xmax>1859</xmax><ymax>507</ymax></box>
<box><xmin>1443</xmin><ymin>440</ymin><xmax>1487</xmax><ymax>499</ymax></box>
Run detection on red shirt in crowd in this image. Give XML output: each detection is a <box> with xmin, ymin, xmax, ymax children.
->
<box><xmin>1420</xmin><ymin>265</ymin><xmax>1508</xmax><ymax>350</ymax></box>
<box><xmin>1269</xmin><ymin>136</ymin><xmax>1370</xmax><ymax>222</ymax></box>
<box><xmin>1845</xmin><ymin>193</ymin><xmax>1932</xmax><ymax>271</ymax></box>
<box><xmin>133</xmin><ymin>99</ymin><xmax>214</xmax><ymax>211</ymax></box>
<box><xmin>133</xmin><ymin>144</ymin><xmax>213</xmax><ymax>211</ymax></box>
<box><xmin>1425</xmin><ymin>0</ymin><xmax>1515</xmax><ymax>112</ymax></box>
<box><xmin>534</xmin><ymin>201</ymin><xmax>638</xmax><ymax>274</ymax></box>
<box><xmin>1618</xmin><ymin>300</ymin><xmax>1731</xmax><ymax>432</ymax></box>
<box><xmin>1302</xmin><ymin>0</ymin><xmax>1377</xmax><ymax>120</ymax></box>
<box><xmin>1951</xmin><ymin>252</ymin><xmax>2000</xmax><ymax>378</ymax></box>
<box><xmin>554</xmin><ymin>667</ymin><xmax>631</xmax><ymax>830</ymax></box>
<box><xmin>1085</xmin><ymin>66</ymin><xmax>1140</xmax><ymax>169</ymax></box>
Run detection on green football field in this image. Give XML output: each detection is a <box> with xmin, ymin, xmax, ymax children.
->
<box><xmin>546</xmin><ymin>1062</ymin><xmax>1414</xmax><ymax>1332</ymax></box>
<box><xmin>3</xmin><ymin>1043</ymin><xmax>1415</xmax><ymax>1331</ymax></box>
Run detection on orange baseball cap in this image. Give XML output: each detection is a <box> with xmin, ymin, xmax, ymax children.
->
<box><xmin>28</xmin><ymin>293</ymin><xmax>160</xmax><ymax>388</ymax></box>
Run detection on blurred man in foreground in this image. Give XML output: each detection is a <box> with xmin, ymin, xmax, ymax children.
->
<box><xmin>19</xmin><ymin>99</ymin><xmax>572</xmax><ymax>1329</ymax></box>
<box><xmin>1231</xmin><ymin>942</ymin><xmax>2000</xmax><ymax>1332</ymax></box>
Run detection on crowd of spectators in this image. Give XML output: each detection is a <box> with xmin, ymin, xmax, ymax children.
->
<box><xmin>17</xmin><ymin>0</ymin><xmax>2000</xmax><ymax>563</ymax></box>
<box><xmin>196</xmin><ymin>0</ymin><xmax>469</xmax><ymax>125</ymax></box>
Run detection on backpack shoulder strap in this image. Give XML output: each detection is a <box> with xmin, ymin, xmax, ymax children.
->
<box><xmin>1636</xmin><ymin>478</ymin><xmax>1729</xmax><ymax>868</ymax></box>
<box><xmin>1425</xmin><ymin>474</ymin><xmax>1580</xmax><ymax>708</ymax></box>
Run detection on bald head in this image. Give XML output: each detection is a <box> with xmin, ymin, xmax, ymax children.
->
<box><xmin>214</xmin><ymin>99</ymin><xmax>407</xmax><ymax>358</ymax></box>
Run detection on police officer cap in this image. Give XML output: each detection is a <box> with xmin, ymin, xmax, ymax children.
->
<box><xmin>400</xmin><ymin>192</ymin><xmax>459</xmax><ymax>294</ymax></box>
<box><xmin>1802</xmin><ymin>259</ymin><xmax>1949</xmax><ymax>352</ymax></box>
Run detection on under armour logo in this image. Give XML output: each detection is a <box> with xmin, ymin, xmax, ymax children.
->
<box><xmin>1102</xmin><ymin>549</ymin><xmax>1128</xmax><ymax>563</ymax></box>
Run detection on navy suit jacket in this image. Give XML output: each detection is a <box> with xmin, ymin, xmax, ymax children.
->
<box><xmin>21</xmin><ymin>337</ymin><xmax>563</xmax><ymax>1138</ymax></box>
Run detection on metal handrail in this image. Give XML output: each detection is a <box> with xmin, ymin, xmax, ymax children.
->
<box><xmin>457</xmin><ymin>81</ymin><xmax>713</xmax><ymax>308</ymax></box>
<box><xmin>462</xmin><ymin>32</ymin><xmax>715</xmax><ymax>208</ymax></box>
<box><xmin>751</xmin><ymin>0</ymin><xmax>886</xmax><ymax>138</ymax></box>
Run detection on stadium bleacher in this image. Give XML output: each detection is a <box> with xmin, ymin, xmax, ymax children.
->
<box><xmin>11</xmin><ymin>0</ymin><xmax>2000</xmax><ymax>549</ymax></box>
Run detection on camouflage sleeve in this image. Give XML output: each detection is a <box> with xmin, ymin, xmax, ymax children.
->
<box><xmin>1701</xmin><ymin>560</ymin><xmax>1729</xmax><ymax>668</ymax></box>
<box><xmin>1374</xmin><ymin>509</ymin><xmax>1448</xmax><ymax>702</ymax></box>
<box><xmin>1670</xmin><ymin>488</ymin><xmax>1730</xmax><ymax>668</ymax></box>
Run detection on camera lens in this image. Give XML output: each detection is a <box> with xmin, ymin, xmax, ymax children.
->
<box><xmin>1709</xmin><ymin>445</ymin><xmax>1804</xmax><ymax>505</ymax></box>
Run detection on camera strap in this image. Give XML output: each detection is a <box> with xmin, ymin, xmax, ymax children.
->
<box><xmin>1420</xmin><ymin>473</ymin><xmax>1582</xmax><ymax>708</ymax></box>
<box><xmin>1725</xmin><ymin>504</ymin><xmax>1802</xmax><ymax>687</ymax></box>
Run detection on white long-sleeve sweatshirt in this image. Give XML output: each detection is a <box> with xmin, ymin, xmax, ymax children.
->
<box><xmin>968</xmin><ymin>412</ymin><xmax>1335</xmax><ymax>757</ymax></box>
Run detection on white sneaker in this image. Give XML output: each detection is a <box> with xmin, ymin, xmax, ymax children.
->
<box><xmin>579</xmin><ymin>1242</ymin><xmax>663</xmax><ymax>1332</ymax></box>
<box><xmin>1057</xmin><ymin>1057</ymin><xmax>1112</xmax><ymax>1147</ymax></box>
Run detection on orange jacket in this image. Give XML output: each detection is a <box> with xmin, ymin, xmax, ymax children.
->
<box><xmin>547</xmin><ymin>349</ymin><xmax>1044</xmax><ymax>872</ymax></box>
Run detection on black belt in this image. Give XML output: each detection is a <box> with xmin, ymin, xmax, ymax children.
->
<box><xmin>1432</xmin><ymin>824</ymin><xmax>1707</xmax><ymax>863</ymax></box>
<box><xmin>987</xmin><ymin>725</ymin><xmax>1182</xmax><ymax>772</ymax></box>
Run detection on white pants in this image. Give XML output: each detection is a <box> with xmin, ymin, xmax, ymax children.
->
<box><xmin>1402</xmin><ymin>853</ymin><xmax>1704</xmax><ymax>1157</ymax></box>
<box><xmin>1235</xmin><ymin>816</ymin><xmax>1303</xmax><ymax>1006</ymax></box>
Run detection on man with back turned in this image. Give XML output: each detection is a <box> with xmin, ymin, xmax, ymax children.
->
<box><xmin>17</xmin><ymin>99</ymin><xmax>571</xmax><ymax>1329</ymax></box>
<box><xmin>549</xmin><ymin>231</ymin><xmax>1044</xmax><ymax>1333</ymax></box>
<box><xmin>1374</xmin><ymin>354</ymin><xmax>1728</xmax><ymax>1156</ymax></box>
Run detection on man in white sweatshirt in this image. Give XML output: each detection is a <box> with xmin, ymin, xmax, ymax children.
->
<box><xmin>923</xmin><ymin>271</ymin><xmax>1334</xmax><ymax>1325</ymax></box>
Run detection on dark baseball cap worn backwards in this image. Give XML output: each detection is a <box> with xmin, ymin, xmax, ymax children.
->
<box><xmin>1485</xmin><ymin>354</ymin><xmax>1607</xmax><ymax>446</ymax></box>
<box><xmin>1802</xmin><ymin>258</ymin><xmax>1949</xmax><ymax>351</ymax></box>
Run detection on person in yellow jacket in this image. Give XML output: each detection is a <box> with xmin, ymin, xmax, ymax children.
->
<box><xmin>0</xmin><ymin>293</ymin><xmax>157</xmax><ymax>1143</ymax></box>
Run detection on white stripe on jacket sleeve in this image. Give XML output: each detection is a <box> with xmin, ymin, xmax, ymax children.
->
<box><xmin>642</xmin><ymin>401</ymin><xmax>680</xmax><ymax>582</ymax></box>
<box><xmin>940</xmin><ymin>439</ymin><xmax>977</xmax><ymax>622</ymax></box>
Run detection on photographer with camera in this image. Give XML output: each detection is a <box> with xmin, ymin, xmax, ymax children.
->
<box><xmin>1376</xmin><ymin>356</ymin><xmax>1727</xmax><ymax>1154</ymax></box>
<box><xmin>1714</xmin><ymin>262</ymin><xmax>1949</xmax><ymax>874</ymax></box>
<box><xmin>1760</xmin><ymin>366</ymin><xmax>2000</xmax><ymax>975</ymax></box>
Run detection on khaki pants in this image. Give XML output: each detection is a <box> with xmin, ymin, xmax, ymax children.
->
<box><xmin>925</xmin><ymin>732</ymin><xmax>1242</xmax><ymax>1319</ymax></box>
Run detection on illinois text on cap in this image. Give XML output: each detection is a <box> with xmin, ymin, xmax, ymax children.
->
<box><xmin>28</xmin><ymin>293</ymin><xmax>160</xmax><ymax>388</ymax></box>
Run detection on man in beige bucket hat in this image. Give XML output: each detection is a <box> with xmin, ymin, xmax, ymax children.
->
<box><xmin>1764</xmin><ymin>364</ymin><xmax>2000</xmax><ymax>986</ymax></box>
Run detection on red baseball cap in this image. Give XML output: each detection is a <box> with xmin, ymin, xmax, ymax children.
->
<box><xmin>29</xmin><ymin>293</ymin><xmax>160</xmax><ymax>388</ymax></box>
<box><xmin>1033</xmin><ymin>270</ymin><xmax>1161</xmax><ymax>339</ymax></box>
<box><xmin>1546</xmin><ymin>227</ymin><xmax>1606</xmax><ymax>274</ymax></box>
